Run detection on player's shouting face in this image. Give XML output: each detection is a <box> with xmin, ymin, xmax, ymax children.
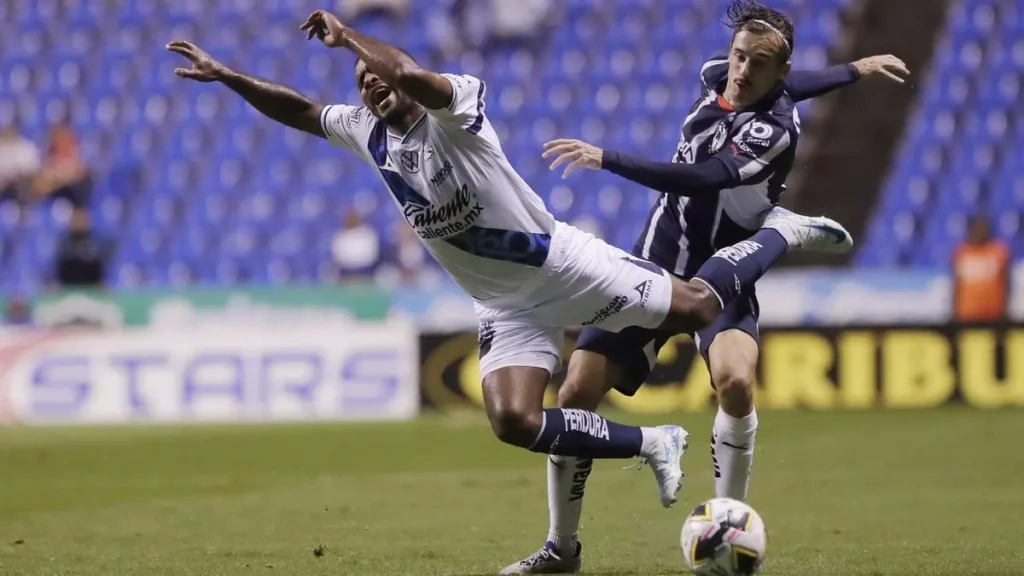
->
<box><xmin>726</xmin><ymin>30</ymin><xmax>791</xmax><ymax>107</ymax></box>
<box><xmin>355</xmin><ymin>59</ymin><xmax>414</xmax><ymax>122</ymax></box>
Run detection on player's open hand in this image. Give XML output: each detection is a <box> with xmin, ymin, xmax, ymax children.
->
<box><xmin>166</xmin><ymin>41</ymin><xmax>226</xmax><ymax>82</ymax></box>
<box><xmin>301</xmin><ymin>10</ymin><xmax>349</xmax><ymax>48</ymax></box>
<box><xmin>543</xmin><ymin>139</ymin><xmax>604</xmax><ymax>179</ymax></box>
<box><xmin>852</xmin><ymin>55</ymin><xmax>910</xmax><ymax>84</ymax></box>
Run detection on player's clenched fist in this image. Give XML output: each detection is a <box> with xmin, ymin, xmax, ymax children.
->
<box><xmin>301</xmin><ymin>10</ymin><xmax>349</xmax><ymax>48</ymax></box>
<box><xmin>543</xmin><ymin>139</ymin><xmax>605</xmax><ymax>180</ymax></box>
<box><xmin>166</xmin><ymin>41</ymin><xmax>227</xmax><ymax>82</ymax></box>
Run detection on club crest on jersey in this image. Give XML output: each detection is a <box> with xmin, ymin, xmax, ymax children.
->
<box><xmin>344</xmin><ymin>106</ymin><xmax>367</xmax><ymax>129</ymax></box>
<box><xmin>709</xmin><ymin>122</ymin><xmax>729</xmax><ymax>154</ymax></box>
<box><xmin>403</xmin><ymin>183</ymin><xmax>484</xmax><ymax>240</ymax></box>
<box><xmin>400</xmin><ymin>150</ymin><xmax>420</xmax><ymax>173</ymax></box>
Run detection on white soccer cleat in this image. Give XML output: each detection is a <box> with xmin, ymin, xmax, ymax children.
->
<box><xmin>762</xmin><ymin>206</ymin><xmax>854</xmax><ymax>254</ymax></box>
<box><xmin>635</xmin><ymin>425</ymin><xmax>689</xmax><ymax>508</ymax></box>
<box><xmin>499</xmin><ymin>541</ymin><xmax>582</xmax><ymax>575</ymax></box>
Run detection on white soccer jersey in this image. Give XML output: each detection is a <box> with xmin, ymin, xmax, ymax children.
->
<box><xmin>320</xmin><ymin>74</ymin><xmax>556</xmax><ymax>301</ymax></box>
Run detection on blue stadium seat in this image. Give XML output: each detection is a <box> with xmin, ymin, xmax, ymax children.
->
<box><xmin>0</xmin><ymin>0</ymin><xmax>855</xmax><ymax>291</ymax></box>
<box><xmin>860</xmin><ymin>2</ymin><xmax>1023</xmax><ymax>268</ymax></box>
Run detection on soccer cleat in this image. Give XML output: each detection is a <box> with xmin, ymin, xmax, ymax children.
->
<box><xmin>761</xmin><ymin>207</ymin><xmax>853</xmax><ymax>254</ymax></box>
<box><xmin>499</xmin><ymin>541</ymin><xmax>582</xmax><ymax>575</ymax></box>
<box><xmin>633</xmin><ymin>425</ymin><xmax>689</xmax><ymax>508</ymax></box>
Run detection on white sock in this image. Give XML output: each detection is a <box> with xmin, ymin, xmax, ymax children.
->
<box><xmin>639</xmin><ymin>426</ymin><xmax>664</xmax><ymax>458</ymax></box>
<box><xmin>546</xmin><ymin>455</ymin><xmax>590</xmax><ymax>553</ymax></box>
<box><xmin>711</xmin><ymin>407</ymin><xmax>758</xmax><ymax>500</ymax></box>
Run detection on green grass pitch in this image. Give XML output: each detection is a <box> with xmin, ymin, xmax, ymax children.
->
<box><xmin>1</xmin><ymin>407</ymin><xmax>1022</xmax><ymax>575</ymax></box>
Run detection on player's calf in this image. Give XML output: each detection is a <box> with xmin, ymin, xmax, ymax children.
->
<box><xmin>707</xmin><ymin>331</ymin><xmax>760</xmax><ymax>501</ymax></box>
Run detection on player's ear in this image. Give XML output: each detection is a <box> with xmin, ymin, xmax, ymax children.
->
<box><xmin>778</xmin><ymin>59</ymin><xmax>791</xmax><ymax>80</ymax></box>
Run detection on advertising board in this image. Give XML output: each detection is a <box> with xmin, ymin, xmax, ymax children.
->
<box><xmin>419</xmin><ymin>325</ymin><xmax>1024</xmax><ymax>413</ymax></box>
<box><xmin>0</xmin><ymin>321</ymin><xmax>419</xmax><ymax>425</ymax></box>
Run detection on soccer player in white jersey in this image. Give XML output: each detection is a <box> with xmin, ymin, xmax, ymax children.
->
<box><xmin>168</xmin><ymin>7</ymin><xmax>851</xmax><ymax>535</ymax></box>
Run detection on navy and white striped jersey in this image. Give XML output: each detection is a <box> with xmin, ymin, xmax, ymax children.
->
<box><xmin>634</xmin><ymin>56</ymin><xmax>801</xmax><ymax>278</ymax></box>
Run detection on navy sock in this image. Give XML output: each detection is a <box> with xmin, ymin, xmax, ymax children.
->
<box><xmin>530</xmin><ymin>408</ymin><xmax>643</xmax><ymax>458</ymax></box>
<box><xmin>693</xmin><ymin>229</ymin><xmax>789</xmax><ymax>307</ymax></box>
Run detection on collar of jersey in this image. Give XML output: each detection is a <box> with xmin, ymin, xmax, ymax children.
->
<box><xmin>386</xmin><ymin>112</ymin><xmax>428</xmax><ymax>143</ymax></box>
<box><xmin>713</xmin><ymin>80</ymin><xmax>787</xmax><ymax>113</ymax></box>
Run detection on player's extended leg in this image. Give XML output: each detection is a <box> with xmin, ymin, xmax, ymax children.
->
<box><xmin>706</xmin><ymin>329</ymin><xmax>759</xmax><ymax>501</ymax></box>
<box><xmin>498</xmin><ymin>351</ymin><xmax>619</xmax><ymax>575</ymax></box>
<box><xmin>501</xmin><ymin>324</ymin><xmax>674</xmax><ymax>575</ymax></box>
<box><xmin>482</xmin><ymin>365</ymin><xmax>682</xmax><ymax>467</ymax></box>
<box><xmin>481</xmin><ymin>364</ymin><xmax>686</xmax><ymax>507</ymax></box>
<box><xmin>659</xmin><ymin>207</ymin><xmax>853</xmax><ymax>334</ymax></box>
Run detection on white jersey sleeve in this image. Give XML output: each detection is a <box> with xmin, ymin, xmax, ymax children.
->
<box><xmin>428</xmin><ymin>73</ymin><xmax>487</xmax><ymax>133</ymax></box>
<box><xmin>320</xmin><ymin>104</ymin><xmax>376</xmax><ymax>154</ymax></box>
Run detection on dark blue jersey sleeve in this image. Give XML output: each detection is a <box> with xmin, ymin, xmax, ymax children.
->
<box><xmin>712</xmin><ymin>116</ymin><xmax>794</xmax><ymax>183</ymax></box>
<box><xmin>700</xmin><ymin>55</ymin><xmax>730</xmax><ymax>92</ymax></box>
<box><xmin>784</xmin><ymin>64</ymin><xmax>860</xmax><ymax>102</ymax></box>
<box><xmin>601</xmin><ymin>152</ymin><xmax>734</xmax><ymax>196</ymax></box>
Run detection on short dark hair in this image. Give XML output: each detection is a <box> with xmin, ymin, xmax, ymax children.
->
<box><xmin>723</xmin><ymin>0</ymin><xmax>795</xmax><ymax>62</ymax></box>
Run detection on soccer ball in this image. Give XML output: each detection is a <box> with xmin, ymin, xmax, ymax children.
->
<box><xmin>680</xmin><ymin>497</ymin><xmax>767</xmax><ymax>575</ymax></box>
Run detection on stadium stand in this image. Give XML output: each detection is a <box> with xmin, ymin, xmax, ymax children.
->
<box><xmin>858</xmin><ymin>0</ymin><xmax>1024</xmax><ymax>268</ymax></box>
<box><xmin>0</xmin><ymin>0</ymin><xmax>850</xmax><ymax>291</ymax></box>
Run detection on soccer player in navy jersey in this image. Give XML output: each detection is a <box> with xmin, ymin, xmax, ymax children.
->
<box><xmin>501</xmin><ymin>1</ymin><xmax>909</xmax><ymax>573</ymax></box>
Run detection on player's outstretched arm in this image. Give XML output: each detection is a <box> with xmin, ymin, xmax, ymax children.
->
<box><xmin>542</xmin><ymin>139</ymin><xmax>734</xmax><ymax>196</ymax></box>
<box><xmin>166</xmin><ymin>41</ymin><xmax>326</xmax><ymax>138</ymax></box>
<box><xmin>785</xmin><ymin>54</ymin><xmax>909</xmax><ymax>102</ymax></box>
<box><xmin>301</xmin><ymin>10</ymin><xmax>453</xmax><ymax>110</ymax></box>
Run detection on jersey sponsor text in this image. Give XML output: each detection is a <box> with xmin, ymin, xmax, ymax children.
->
<box><xmin>402</xmin><ymin>183</ymin><xmax>484</xmax><ymax>239</ymax></box>
<box><xmin>582</xmin><ymin>295</ymin><xmax>628</xmax><ymax>326</ymax></box>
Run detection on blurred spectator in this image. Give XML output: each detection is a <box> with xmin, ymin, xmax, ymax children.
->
<box><xmin>55</xmin><ymin>207</ymin><xmax>109</xmax><ymax>288</ymax></box>
<box><xmin>32</xmin><ymin>124</ymin><xmax>92</xmax><ymax>208</ymax></box>
<box><xmin>331</xmin><ymin>210</ymin><xmax>380</xmax><ymax>280</ymax></box>
<box><xmin>340</xmin><ymin>0</ymin><xmax>408</xmax><ymax>19</ymax></box>
<box><xmin>393</xmin><ymin>221</ymin><xmax>428</xmax><ymax>284</ymax></box>
<box><xmin>5</xmin><ymin>297</ymin><xmax>32</xmax><ymax>326</ymax></box>
<box><xmin>430</xmin><ymin>0</ymin><xmax>552</xmax><ymax>59</ymax></box>
<box><xmin>375</xmin><ymin>220</ymin><xmax>444</xmax><ymax>289</ymax></box>
<box><xmin>953</xmin><ymin>215</ymin><xmax>1009</xmax><ymax>322</ymax></box>
<box><xmin>490</xmin><ymin>0</ymin><xmax>554</xmax><ymax>47</ymax></box>
<box><xmin>0</xmin><ymin>122</ymin><xmax>41</xmax><ymax>204</ymax></box>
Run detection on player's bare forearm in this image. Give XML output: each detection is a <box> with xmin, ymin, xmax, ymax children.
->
<box><xmin>168</xmin><ymin>40</ymin><xmax>324</xmax><ymax>137</ymax></box>
<box><xmin>341</xmin><ymin>28</ymin><xmax>452</xmax><ymax>110</ymax></box>
<box><xmin>219</xmin><ymin>69</ymin><xmax>325</xmax><ymax>138</ymax></box>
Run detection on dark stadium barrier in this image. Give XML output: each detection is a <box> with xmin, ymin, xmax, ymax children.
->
<box><xmin>418</xmin><ymin>325</ymin><xmax>1024</xmax><ymax>412</ymax></box>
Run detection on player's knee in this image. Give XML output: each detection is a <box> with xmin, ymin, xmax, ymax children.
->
<box><xmin>488</xmin><ymin>406</ymin><xmax>544</xmax><ymax>448</ymax></box>
<box><xmin>716</xmin><ymin>373</ymin><xmax>755</xmax><ymax>416</ymax></box>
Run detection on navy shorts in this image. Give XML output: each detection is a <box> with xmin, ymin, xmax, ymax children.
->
<box><xmin>574</xmin><ymin>287</ymin><xmax>760</xmax><ymax>396</ymax></box>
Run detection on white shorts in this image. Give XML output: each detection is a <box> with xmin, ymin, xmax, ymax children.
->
<box><xmin>475</xmin><ymin>222</ymin><xmax>674</xmax><ymax>379</ymax></box>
